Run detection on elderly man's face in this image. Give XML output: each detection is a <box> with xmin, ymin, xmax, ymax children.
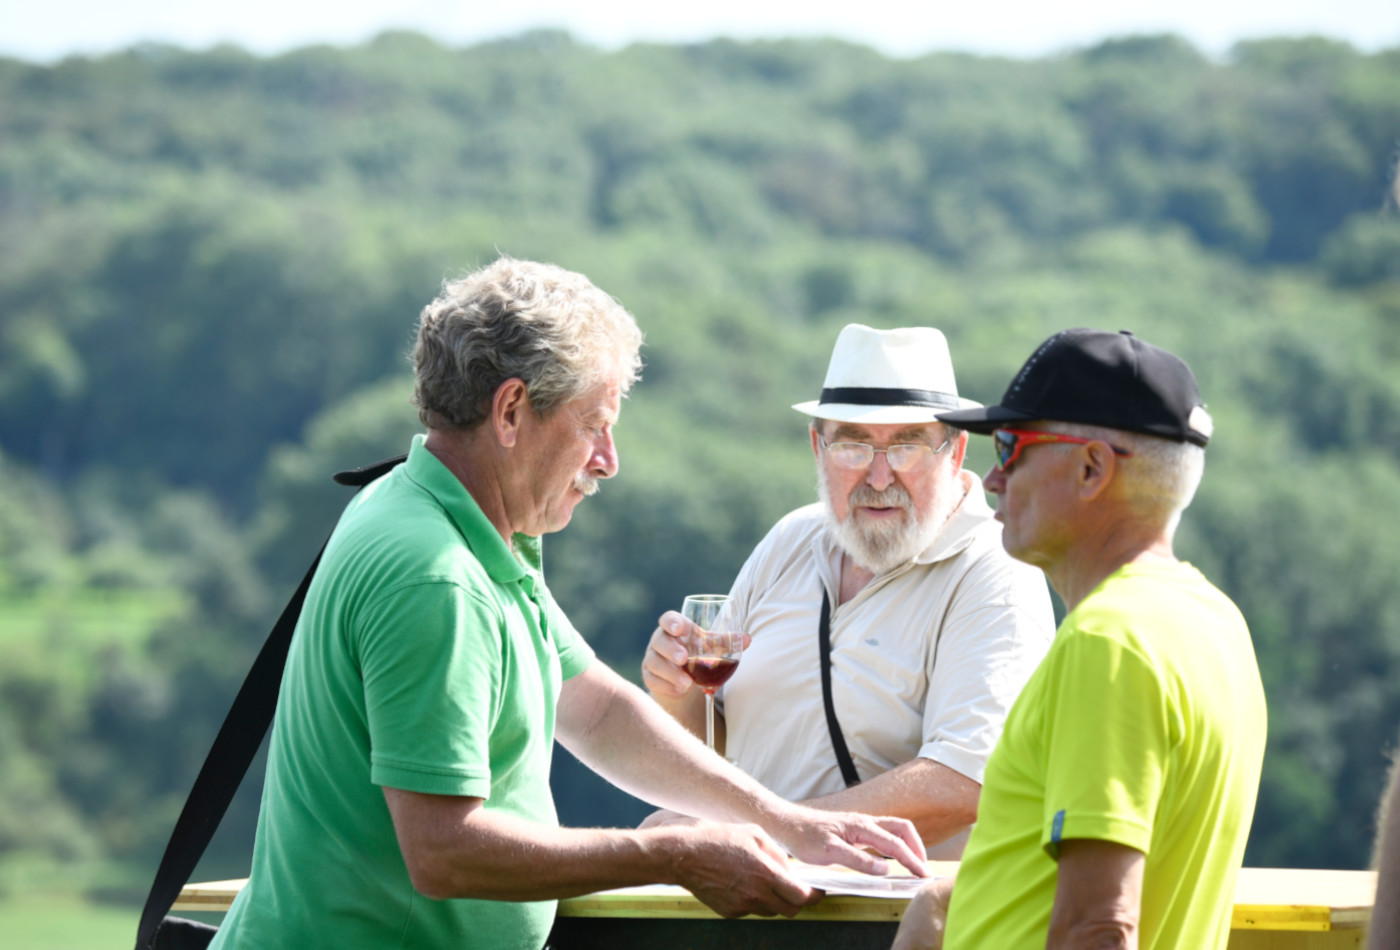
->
<box><xmin>512</xmin><ymin>373</ymin><xmax>622</xmax><ymax>537</ymax></box>
<box><xmin>982</xmin><ymin>424</ymin><xmax>1080</xmax><ymax>570</ymax></box>
<box><xmin>813</xmin><ymin>420</ymin><xmax>966</xmax><ymax>575</ymax></box>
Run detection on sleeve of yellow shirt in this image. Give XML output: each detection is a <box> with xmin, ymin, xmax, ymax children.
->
<box><xmin>1037</xmin><ymin>618</ymin><xmax>1173</xmax><ymax>861</ymax></box>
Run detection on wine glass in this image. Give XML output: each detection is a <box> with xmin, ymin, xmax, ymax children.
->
<box><xmin>681</xmin><ymin>594</ymin><xmax>743</xmax><ymax>752</ymax></box>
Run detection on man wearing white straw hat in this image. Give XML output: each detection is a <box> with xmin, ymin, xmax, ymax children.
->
<box><xmin>643</xmin><ymin>324</ymin><xmax>1054</xmax><ymax>854</ymax></box>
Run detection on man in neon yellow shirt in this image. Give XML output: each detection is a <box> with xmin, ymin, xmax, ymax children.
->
<box><xmin>891</xmin><ymin>328</ymin><xmax>1267</xmax><ymax>950</ymax></box>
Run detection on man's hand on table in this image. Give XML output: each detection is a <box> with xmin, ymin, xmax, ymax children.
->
<box><xmin>643</xmin><ymin>804</ymin><xmax>928</xmax><ymax>879</ymax></box>
<box><xmin>653</xmin><ymin>822</ymin><xmax>818</xmax><ymax>918</ymax></box>
<box><xmin>647</xmin><ymin>808</ymin><xmax>925</xmax><ymax>920</ymax></box>
<box><xmin>765</xmin><ymin>802</ymin><xmax>928</xmax><ymax>879</ymax></box>
<box><xmin>892</xmin><ymin>878</ymin><xmax>955</xmax><ymax>950</ymax></box>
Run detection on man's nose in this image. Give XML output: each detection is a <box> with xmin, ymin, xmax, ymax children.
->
<box><xmin>983</xmin><ymin>464</ymin><xmax>1006</xmax><ymax>493</ymax></box>
<box><xmin>592</xmin><ymin>430</ymin><xmax>619</xmax><ymax>479</ymax></box>
<box><xmin>864</xmin><ymin>450</ymin><xmax>896</xmax><ymax>491</ymax></box>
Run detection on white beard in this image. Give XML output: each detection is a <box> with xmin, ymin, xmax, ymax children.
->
<box><xmin>818</xmin><ymin>468</ymin><xmax>959</xmax><ymax>576</ymax></box>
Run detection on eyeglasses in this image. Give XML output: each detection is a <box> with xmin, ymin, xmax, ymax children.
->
<box><xmin>819</xmin><ymin>435</ymin><xmax>952</xmax><ymax>472</ymax></box>
<box><xmin>992</xmin><ymin>428</ymin><xmax>1133</xmax><ymax>471</ymax></box>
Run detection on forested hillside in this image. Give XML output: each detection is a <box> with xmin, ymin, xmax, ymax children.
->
<box><xmin>1</xmin><ymin>29</ymin><xmax>1399</xmax><ymax>900</ymax></box>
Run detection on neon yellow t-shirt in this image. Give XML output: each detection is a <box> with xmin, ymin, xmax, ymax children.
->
<box><xmin>944</xmin><ymin>561</ymin><xmax>1267</xmax><ymax>950</ymax></box>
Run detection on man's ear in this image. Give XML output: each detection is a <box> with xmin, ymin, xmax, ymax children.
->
<box><xmin>491</xmin><ymin>378</ymin><xmax>530</xmax><ymax>448</ymax></box>
<box><xmin>949</xmin><ymin>430</ymin><xmax>969</xmax><ymax>470</ymax></box>
<box><xmin>1077</xmin><ymin>441</ymin><xmax>1121</xmax><ymax>502</ymax></box>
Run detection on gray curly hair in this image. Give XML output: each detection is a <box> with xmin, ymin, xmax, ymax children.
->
<box><xmin>412</xmin><ymin>257</ymin><xmax>644</xmax><ymax>430</ymax></box>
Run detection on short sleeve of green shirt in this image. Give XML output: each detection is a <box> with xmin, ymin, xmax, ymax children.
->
<box><xmin>358</xmin><ymin>579</ymin><xmax>506</xmax><ymax>798</ymax></box>
<box><xmin>354</xmin><ymin>574</ymin><xmax>594</xmax><ymax>801</ymax></box>
<box><xmin>1040</xmin><ymin>622</ymin><xmax>1173</xmax><ymax>859</ymax></box>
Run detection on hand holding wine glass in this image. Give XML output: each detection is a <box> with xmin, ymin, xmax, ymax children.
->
<box><xmin>681</xmin><ymin>594</ymin><xmax>743</xmax><ymax>752</ymax></box>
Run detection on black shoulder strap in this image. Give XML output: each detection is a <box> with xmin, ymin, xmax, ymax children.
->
<box><xmin>333</xmin><ymin>453</ymin><xmax>408</xmax><ymax>487</ymax></box>
<box><xmin>818</xmin><ymin>589</ymin><xmax>862</xmax><ymax>789</ymax></box>
<box><xmin>135</xmin><ymin>454</ymin><xmax>407</xmax><ymax>949</ymax></box>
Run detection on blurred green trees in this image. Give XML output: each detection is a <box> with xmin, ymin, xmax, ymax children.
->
<box><xmin>0</xmin><ymin>30</ymin><xmax>1398</xmax><ymax>896</ymax></box>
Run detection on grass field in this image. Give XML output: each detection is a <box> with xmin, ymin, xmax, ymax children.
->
<box><xmin>0</xmin><ymin>896</ymin><xmax>139</xmax><ymax>950</ymax></box>
<box><xmin>0</xmin><ymin>895</ymin><xmax>226</xmax><ymax>950</ymax></box>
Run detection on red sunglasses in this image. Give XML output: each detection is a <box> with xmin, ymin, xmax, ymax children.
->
<box><xmin>992</xmin><ymin>428</ymin><xmax>1134</xmax><ymax>470</ymax></box>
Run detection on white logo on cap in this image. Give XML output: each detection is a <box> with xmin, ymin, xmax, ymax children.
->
<box><xmin>1189</xmin><ymin>405</ymin><xmax>1214</xmax><ymax>440</ymax></box>
<box><xmin>1011</xmin><ymin>335</ymin><xmax>1058</xmax><ymax>394</ymax></box>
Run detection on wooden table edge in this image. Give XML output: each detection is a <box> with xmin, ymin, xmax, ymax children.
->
<box><xmin>173</xmin><ymin>879</ymin><xmax>244</xmax><ymax>913</ymax></box>
<box><xmin>558</xmin><ymin>892</ymin><xmax>907</xmax><ymax>922</ymax></box>
<box><xmin>172</xmin><ymin>870</ymin><xmax>1376</xmax><ymax>932</ymax></box>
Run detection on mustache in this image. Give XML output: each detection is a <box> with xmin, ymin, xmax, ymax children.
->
<box><xmin>574</xmin><ymin>473</ymin><xmax>600</xmax><ymax>497</ymax></box>
<box><xmin>848</xmin><ymin>483</ymin><xmax>911</xmax><ymax>513</ymax></box>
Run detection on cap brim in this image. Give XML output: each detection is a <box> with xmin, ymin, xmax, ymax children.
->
<box><xmin>794</xmin><ymin>396</ymin><xmax>981</xmax><ymax>425</ymax></box>
<box><xmin>936</xmin><ymin>403</ymin><xmax>1041</xmax><ymax>434</ymax></box>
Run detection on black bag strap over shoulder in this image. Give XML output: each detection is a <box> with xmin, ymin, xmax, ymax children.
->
<box><xmin>332</xmin><ymin>453</ymin><xmax>408</xmax><ymax>487</ymax></box>
<box><xmin>818</xmin><ymin>589</ymin><xmax>862</xmax><ymax>789</ymax></box>
<box><xmin>134</xmin><ymin>454</ymin><xmax>407</xmax><ymax>950</ymax></box>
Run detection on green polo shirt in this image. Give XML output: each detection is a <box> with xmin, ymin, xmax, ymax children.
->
<box><xmin>212</xmin><ymin>435</ymin><xmax>595</xmax><ymax>950</ymax></box>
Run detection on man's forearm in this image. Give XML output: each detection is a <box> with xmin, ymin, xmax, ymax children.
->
<box><xmin>383</xmin><ymin>787</ymin><xmax>816</xmax><ymax>918</ymax></box>
<box><xmin>559</xmin><ymin>663</ymin><xmax>778</xmax><ymax>828</ymax></box>
<box><xmin>891</xmin><ymin>878</ymin><xmax>956</xmax><ymax>950</ymax></box>
<box><xmin>1369</xmin><ymin>750</ymin><xmax>1400</xmax><ymax>948</ymax></box>
<box><xmin>646</xmin><ymin>684</ymin><xmax>714</xmax><ymax>746</ymax></box>
<box><xmin>387</xmin><ymin>794</ymin><xmax>689</xmax><ymax>900</ymax></box>
<box><xmin>559</xmin><ymin>662</ymin><xmax>928</xmax><ymax>879</ymax></box>
<box><xmin>1046</xmin><ymin>839</ymin><xmax>1144</xmax><ymax>950</ymax></box>
<box><xmin>799</xmin><ymin>758</ymin><xmax>979</xmax><ymax>846</ymax></box>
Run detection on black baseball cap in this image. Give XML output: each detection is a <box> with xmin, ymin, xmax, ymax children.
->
<box><xmin>937</xmin><ymin>328</ymin><xmax>1213</xmax><ymax>446</ymax></box>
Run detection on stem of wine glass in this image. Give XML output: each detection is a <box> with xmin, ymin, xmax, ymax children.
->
<box><xmin>705</xmin><ymin>692</ymin><xmax>715</xmax><ymax>751</ymax></box>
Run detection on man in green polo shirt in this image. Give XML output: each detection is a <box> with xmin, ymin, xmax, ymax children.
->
<box><xmin>890</xmin><ymin>328</ymin><xmax>1266</xmax><ymax>950</ymax></box>
<box><xmin>210</xmin><ymin>257</ymin><xmax>925</xmax><ymax>950</ymax></box>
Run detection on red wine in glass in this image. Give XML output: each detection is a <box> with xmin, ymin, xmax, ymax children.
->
<box><xmin>686</xmin><ymin>655</ymin><xmax>739</xmax><ymax>691</ymax></box>
<box><xmin>681</xmin><ymin>594</ymin><xmax>743</xmax><ymax>751</ymax></box>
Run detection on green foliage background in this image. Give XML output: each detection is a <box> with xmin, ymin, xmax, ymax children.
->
<box><xmin>1</xmin><ymin>28</ymin><xmax>1399</xmax><ymax>906</ymax></box>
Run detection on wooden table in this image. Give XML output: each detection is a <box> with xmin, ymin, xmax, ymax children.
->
<box><xmin>174</xmin><ymin>865</ymin><xmax>1375</xmax><ymax>948</ymax></box>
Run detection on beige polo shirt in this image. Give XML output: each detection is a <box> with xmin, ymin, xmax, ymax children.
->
<box><xmin>718</xmin><ymin>470</ymin><xmax>1054</xmax><ymax>804</ymax></box>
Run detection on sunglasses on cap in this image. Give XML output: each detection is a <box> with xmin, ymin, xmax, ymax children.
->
<box><xmin>992</xmin><ymin>428</ymin><xmax>1134</xmax><ymax>471</ymax></box>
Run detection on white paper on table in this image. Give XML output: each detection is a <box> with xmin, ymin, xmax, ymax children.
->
<box><xmin>787</xmin><ymin>861</ymin><xmax>943</xmax><ymax>899</ymax></box>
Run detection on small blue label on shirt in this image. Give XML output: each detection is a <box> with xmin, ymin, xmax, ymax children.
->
<box><xmin>1051</xmin><ymin>809</ymin><xmax>1065</xmax><ymax>843</ymax></box>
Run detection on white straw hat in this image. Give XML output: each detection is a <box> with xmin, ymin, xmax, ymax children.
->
<box><xmin>793</xmin><ymin>324</ymin><xmax>980</xmax><ymax>424</ymax></box>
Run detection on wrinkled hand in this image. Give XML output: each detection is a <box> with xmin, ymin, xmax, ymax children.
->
<box><xmin>641</xmin><ymin>610</ymin><xmax>695</xmax><ymax>699</ymax></box>
<box><xmin>768</xmin><ymin>805</ymin><xmax>928</xmax><ymax>879</ymax></box>
<box><xmin>892</xmin><ymin>878</ymin><xmax>955</xmax><ymax>950</ymax></box>
<box><xmin>638</xmin><ymin>808</ymin><xmax>702</xmax><ymax>830</ymax></box>
<box><xmin>664</xmin><ymin>822</ymin><xmax>819</xmax><ymax>918</ymax></box>
<box><xmin>641</xmin><ymin>611</ymin><xmax>752</xmax><ymax>700</ymax></box>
